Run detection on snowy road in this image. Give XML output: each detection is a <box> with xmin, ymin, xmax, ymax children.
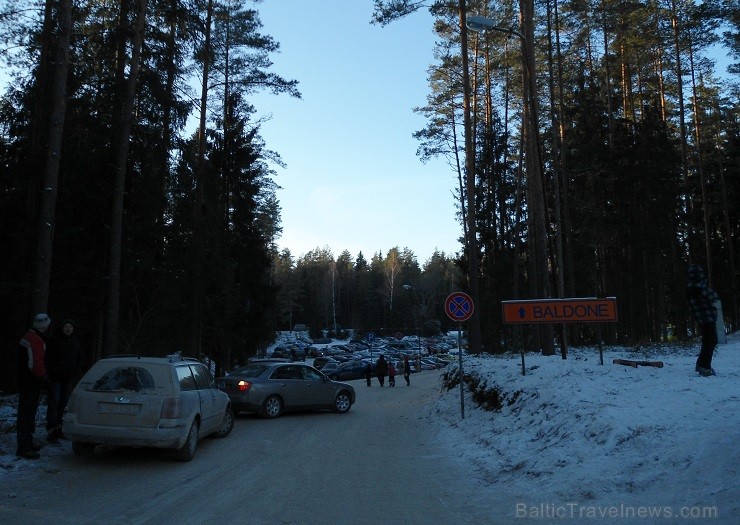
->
<box><xmin>0</xmin><ymin>371</ymin><xmax>510</xmax><ymax>525</ymax></box>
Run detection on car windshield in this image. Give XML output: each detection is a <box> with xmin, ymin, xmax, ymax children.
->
<box><xmin>230</xmin><ymin>363</ymin><xmax>270</xmax><ymax>377</ymax></box>
<box><xmin>303</xmin><ymin>367</ymin><xmax>325</xmax><ymax>381</ymax></box>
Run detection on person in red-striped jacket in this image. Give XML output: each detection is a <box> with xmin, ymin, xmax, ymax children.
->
<box><xmin>16</xmin><ymin>313</ymin><xmax>50</xmax><ymax>459</ymax></box>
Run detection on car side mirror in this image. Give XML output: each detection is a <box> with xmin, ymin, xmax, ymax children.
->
<box><xmin>217</xmin><ymin>380</ymin><xmax>226</xmax><ymax>390</ymax></box>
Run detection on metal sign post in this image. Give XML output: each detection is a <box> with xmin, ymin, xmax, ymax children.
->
<box><xmin>367</xmin><ymin>332</ymin><xmax>375</xmax><ymax>365</ymax></box>
<box><xmin>445</xmin><ymin>292</ymin><xmax>474</xmax><ymax>420</ymax></box>
<box><xmin>457</xmin><ymin>322</ymin><xmax>464</xmax><ymax>419</ymax></box>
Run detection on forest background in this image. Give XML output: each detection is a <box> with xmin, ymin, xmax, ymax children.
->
<box><xmin>0</xmin><ymin>0</ymin><xmax>737</xmax><ymax>391</ymax></box>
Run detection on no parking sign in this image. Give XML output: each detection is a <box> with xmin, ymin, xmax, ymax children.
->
<box><xmin>445</xmin><ymin>292</ymin><xmax>474</xmax><ymax>322</ymax></box>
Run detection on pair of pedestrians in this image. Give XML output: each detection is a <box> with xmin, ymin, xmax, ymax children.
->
<box><xmin>16</xmin><ymin>314</ymin><xmax>84</xmax><ymax>459</ymax></box>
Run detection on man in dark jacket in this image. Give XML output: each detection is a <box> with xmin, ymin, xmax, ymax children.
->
<box><xmin>686</xmin><ymin>265</ymin><xmax>720</xmax><ymax>376</ymax></box>
<box><xmin>45</xmin><ymin>318</ymin><xmax>85</xmax><ymax>442</ymax></box>
<box><xmin>16</xmin><ymin>313</ymin><xmax>51</xmax><ymax>459</ymax></box>
<box><xmin>375</xmin><ymin>355</ymin><xmax>388</xmax><ymax>387</ymax></box>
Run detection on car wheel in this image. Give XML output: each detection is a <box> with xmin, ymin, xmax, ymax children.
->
<box><xmin>333</xmin><ymin>390</ymin><xmax>352</xmax><ymax>414</ymax></box>
<box><xmin>72</xmin><ymin>441</ymin><xmax>96</xmax><ymax>456</ymax></box>
<box><xmin>174</xmin><ymin>420</ymin><xmax>199</xmax><ymax>462</ymax></box>
<box><xmin>212</xmin><ymin>407</ymin><xmax>234</xmax><ymax>438</ymax></box>
<box><xmin>261</xmin><ymin>394</ymin><xmax>283</xmax><ymax>419</ymax></box>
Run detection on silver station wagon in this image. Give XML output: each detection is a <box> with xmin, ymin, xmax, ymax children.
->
<box><xmin>217</xmin><ymin>361</ymin><xmax>356</xmax><ymax>418</ymax></box>
<box><xmin>64</xmin><ymin>355</ymin><xmax>234</xmax><ymax>461</ymax></box>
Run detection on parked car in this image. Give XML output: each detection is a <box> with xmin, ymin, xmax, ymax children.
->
<box><xmin>317</xmin><ymin>361</ymin><xmax>341</xmax><ymax>376</ymax></box>
<box><xmin>63</xmin><ymin>355</ymin><xmax>234</xmax><ymax>461</ymax></box>
<box><xmin>217</xmin><ymin>362</ymin><xmax>355</xmax><ymax>418</ymax></box>
<box><xmin>307</xmin><ymin>346</ymin><xmax>324</xmax><ymax>358</ymax></box>
<box><xmin>271</xmin><ymin>346</ymin><xmax>306</xmax><ymax>361</ymax></box>
<box><xmin>324</xmin><ymin>360</ymin><xmax>369</xmax><ymax>381</ymax></box>
<box><xmin>270</xmin><ymin>347</ymin><xmax>290</xmax><ymax>359</ymax></box>
<box><xmin>312</xmin><ymin>357</ymin><xmax>337</xmax><ymax>370</ymax></box>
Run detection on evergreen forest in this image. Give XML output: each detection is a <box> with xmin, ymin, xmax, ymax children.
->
<box><xmin>0</xmin><ymin>0</ymin><xmax>738</xmax><ymax>392</ymax></box>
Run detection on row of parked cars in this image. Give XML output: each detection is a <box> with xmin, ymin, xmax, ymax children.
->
<box><xmin>63</xmin><ymin>354</ymin><xmax>356</xmax><ymax>463</ymax></box>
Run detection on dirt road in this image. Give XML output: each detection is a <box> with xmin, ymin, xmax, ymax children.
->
<box><xmin>0</xmin><ymin>371</ymin><xmax>510</xmax><ymax>525</ymax></box>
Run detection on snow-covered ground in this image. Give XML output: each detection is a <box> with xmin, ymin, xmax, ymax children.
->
<box><xmin>427</xmin><ymin>334</ymin><xmax>739</xmax><ymax>523</ymax></box>
<box><xmin>1</xmin><ymin>333</ymin><xmax>737</xmax><ymax>523</ymax></box>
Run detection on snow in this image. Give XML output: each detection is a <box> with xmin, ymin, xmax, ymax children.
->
<box><xmin>427</xmin><ymin>334</ymin><xmax>739</xmax><ymax>522</ymax></box>
<box><xmin>1</xmin><ymin>333</ymin><xmax>738</xmax><ymax>523</ymax></box>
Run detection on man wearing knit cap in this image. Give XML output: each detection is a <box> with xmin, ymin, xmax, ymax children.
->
<box><xmin>16</xmin><ymin>313</ymin><xmax>50</xmax><ymax>459</ymax></box>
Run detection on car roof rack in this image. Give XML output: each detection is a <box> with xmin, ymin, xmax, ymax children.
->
<box><xmin>166</xmin><ymin>352</ymin><xmax>201</xmax><ymax>363</ymax></box>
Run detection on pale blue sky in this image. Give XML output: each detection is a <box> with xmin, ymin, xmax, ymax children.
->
<box><xmin>249</xmin><ymin>1</ymin><xmax>462</xmax><ymax>263</ymax></box>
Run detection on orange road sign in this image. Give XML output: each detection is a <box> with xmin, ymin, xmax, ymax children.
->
<box><xmin>502</xmin><ymin>297</ymin><xmax>618</xmax><ymax>324</ymax></box>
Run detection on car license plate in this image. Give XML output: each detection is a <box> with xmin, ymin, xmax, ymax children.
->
<box><xmin>98</xmin><ymin>402</ymin><xmax>141</xmax><ymax>415</ymax></box>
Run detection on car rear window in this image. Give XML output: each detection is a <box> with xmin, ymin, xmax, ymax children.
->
<box><xmin>80</xmin><ymin>361</ymin><xmax>174</xmax><ymax>394</ymax></box>
<box><xmin>90</xmin><ymin>366</ymin><xmax>157</xmax><ymax>393</ymax></box>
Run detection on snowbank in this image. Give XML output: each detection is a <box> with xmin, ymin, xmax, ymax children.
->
<box><xmin>427</xmin><ymin>336</ymin><xmax>739</xmax><ymax>522</ymax></box>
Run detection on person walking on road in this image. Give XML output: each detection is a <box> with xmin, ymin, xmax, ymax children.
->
<box><xmin>365</xmin><ymin>364</ymin><xmax>372</xmax><ymax>387</ymax></box>
<box><xmin>403</xmin><ymin>355</ymin><xmax>411</xmax><ymax>386</ymax></box>
<box><xmin>45</xmin><ymin>318</ymin><xmax>85</xmax><ymax>443</ymax></box>
<box><xmin>388</xmin><ymin>361</ymin><xmax>396</xmax><ymax>387</ymax></box>
<box><xmin>375</xmin><ymin>355</ymin><xmax>388</xmax><ymax>387</ymax></box>
<box><xmin>16</xmin><ymin>313</ymin><xmax>51</xmax><ymax>459</ymax></box>
<box><xmin>686</xmin><ymin>264</ymin><xmax>720</xmax><ymax>376</ymax></box>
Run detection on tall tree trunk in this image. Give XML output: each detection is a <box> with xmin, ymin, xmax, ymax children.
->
<box><xmin>458</xmin><ymin>0</ymin><xmax>482</xmax><ymax>353</ymax></box>
<box><xmin>520</xmin><ymin>0</ymin><xmax>554</xmax><ymax>354</ymax></box>
<box><xmin>191</xmin><ymin>0</ymin><xmax>214</xmax><ymax>357</ymax></box>
<box><xmin>688</xmin><ymin>42</ymin><xmax>713</xmax><ymax>285</ymax></box>
<box><xmin>546</xmin><ymin>0</ymin><xmax>567</xmax><ymax>357</ymax></box>
<box><xmin>102</xmin><ymin>0</ymin><xmax>149</xmax><ymax>354</ymax></box>
<box><xmin>26</xmin><ymin>0</ymin><xmax>55</xmax><ymax>265</ymax></box>
<box><xmin>670</xmin><ymin>0</ymin><xmax>691</xmax><ymax>256</ymax></box>
<box><xmin>601</xmin><ymin>1</ymin><xmax>614</xmax><ymax>150</ymax></box>
<box><xmin>715</xmin><ymin>129</ymin><xmax>738</xmax><ymax>329</ymax></box>
<box><xmin>31</xmin><ymin>0</ymin><xmax>72</xmax><ymax>314</ymax></box>
<box><xmin>156</xmin><ymin>0</ymin><xmax>179</xmax><ymax>268</ymax></box>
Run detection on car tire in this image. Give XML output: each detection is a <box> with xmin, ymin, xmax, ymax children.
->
<box><xmin>261</xmin><ymin>394</ymin><xmax>283</xmax><ymax>419</ymax></box>
<box><xmin>174</xmin><ymin>420</ymin><xmax>199</xmax><ymax>462</ymax></box>
<box><xmin>72</xmin><ymin>441</ymin><xmax>96</xmax><ymax>456</ymax></box>
<box><xmin>333</xmin><ymin>390</ymin><xmax>352</xmax><ymax>414</ymax></box>
<box><xmin>212</xmin><ymin>407</ymin><xmax>234</xmax><ymax>438</ymax></box>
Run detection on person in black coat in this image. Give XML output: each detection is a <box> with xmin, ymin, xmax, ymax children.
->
<box><xmin>375</xmin><ymin>355</ymin><xmax>388</xmax><ymax>387</ymax></box>
<box><xmin>45</xmin><ymin>318</ymin><xmax>85</xmax><ymax>442</ymax></box>
<box><xmin>686</xmin><ymin>265</ymin><xmax>720</xmax><ymax>376</ymax></box>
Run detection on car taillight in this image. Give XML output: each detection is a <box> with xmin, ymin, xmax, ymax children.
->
<box><xmin>238</xmin><ymin>380</ymin><xmax>252</xmax><ymax>392</ymax></box>
<box><xmin>161</xmin><ymin>397</ymin><xmax>182</xmax><ymax>419</ymax></box>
